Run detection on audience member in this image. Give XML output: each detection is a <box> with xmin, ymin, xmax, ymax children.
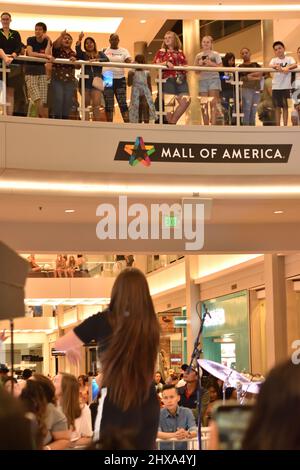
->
<box><xmin>31</xmin><ymin>373</ymin><xmax>71</xmax><ymax>450</ymax></box>
<box><xmin>194</xmin><ymin>35</ymin><xmax>222</xmax><ymax>125</ymax></box>
<box><xmin>75</xmin><ymin>32</ymin><xmax>109</xmax><ymax>121</ymax></box>
<box><xmin>243</xmin><ymin>360</ymin><xmax>300</xmax><ymax>450</ymax></box>
<box><xmin>54</xmin><ymin>372</ymin><xmax>93</xmax><ymax>448</ymax></box>
<box><xmin>177</xmin><ymin>367</ymin><xmax>210</xmax><ymax>424</ymax></box>
<box><xmin>0</xmin><ymin>387</ymin><xmax>36</xmax><ymax>450</ymax></box>
<box><xmin>239</xmin><ymin>47</ymin><xmax>262</xmax><ymax>126</ymax></box>
<box><xmin>269</xmin><ymin>41</ymin><xmax>296</xmax><ymax>126</ymax></box>
<box><xmin>0</xmin><ymin>11</ymin><xmax>22</xmax><ymax>115</ymax></box>
<box><xmin>25</xmin><ymin>22</ymin><xmax>52</xmax><ymax>118</ymax></box>
<box><xmin>51</xmin><ymin>30</ymin><xmax>77</xmax><ymax>119</ymax></box>
<box><xmin>128</xmin><ymin>54</ymin><xmax>156</xmax><ymax>123</ymax></box>
<box><xmin>103</xmin><ymin>34</ymin><xmax>132</xmax><ymax>122</ymax></box>
<box><xmin>158</xmin><ymin>384</ymin><xmax>197</xmax><ymax>450</ymax></box>
<box><xmin>154</xmin><ymin>31</ymin><xmax>190</xmax><ymax>124</ymax></box>
<box><xmin>220</xmin><ymin>52</ymin><xmax>236</xmax><ymax>125</ymax></box>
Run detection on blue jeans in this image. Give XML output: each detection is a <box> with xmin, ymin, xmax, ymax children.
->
<box><xmin>241</xmin><ymin>87</ymin><xmax>260</xmax><ymax>125</ymax></box>
<box><xmin>51</xmin><ymin>79</ymin><xmax>75</xmax><ymax>119</ymax></box>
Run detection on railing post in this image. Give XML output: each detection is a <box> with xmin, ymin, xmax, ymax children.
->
<box><xmin>234</xmin><ymin>70</ymin><xmax>241</xmax><ymax>127</ymax></box>
<box><xmin>1</xmin><ymin>59</ymin><xmax>7</xmax><ymax>116</ymax></box>
<box><xmin>80</xmin><ymin>62</ymin><xmax>86</xmax><ymax>121</ymax></box>
<box><xmin>158</xmin><ymin>67</ymin><xmax>163</xmax><ymax>124</ymax></box>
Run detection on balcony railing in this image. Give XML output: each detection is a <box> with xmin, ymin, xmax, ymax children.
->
<box><xmin>1</xmin><ymin>56</ymin><xmax>300</xmax><ymax>126</ymax></box>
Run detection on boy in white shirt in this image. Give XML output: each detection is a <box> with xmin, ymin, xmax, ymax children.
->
<box><xmin>269</xmin><ymin>41</ymin><xmax>297</xmax><ymax>126</ymax></box>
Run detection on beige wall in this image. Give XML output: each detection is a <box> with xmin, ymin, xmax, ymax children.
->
<box><xmin>215</xmin><ymin>23</ymin><xmax>262</xmax><ymax>60</ymax></box>
<box><xmin>273</xmin><ymin>19</ymin><xmax>300</xmax><ymax>60</ymax></box>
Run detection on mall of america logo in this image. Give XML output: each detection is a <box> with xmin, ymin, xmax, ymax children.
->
<box><xmin>124</xmin><ymin>136</ymin><xmax>155</xmax><ymax>167</ymax></box>
<box><xmin>96</xmin><ymin>196</ymin><xmax>204</xmax><ymax>251</ymax></box>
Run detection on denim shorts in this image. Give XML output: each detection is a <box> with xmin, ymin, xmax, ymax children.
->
<box><xmin>162</xmin><ymin>76</ymin><xmax>189</xmax><ymax>95</ymax></box>
<box><xmin>199</xmin><ymin>77</ymin><xmax>221</xmax><ymax>93</ymax></box>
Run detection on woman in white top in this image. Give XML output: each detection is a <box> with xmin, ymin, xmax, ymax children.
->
<box><xmin>54</xmin><ymin>372</ymin><xmax>93</xmax><ymax>448</ymax></box>
<box><xmin>194</xmin><ymin>36</ymin><xmax>222</xmax><ymax>125</ymax></box>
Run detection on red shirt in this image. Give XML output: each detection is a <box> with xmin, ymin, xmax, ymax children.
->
<box><xmin>153</xmin><ymin>48</ymin><xmax>187</xmax><ymax>79</ymax></box>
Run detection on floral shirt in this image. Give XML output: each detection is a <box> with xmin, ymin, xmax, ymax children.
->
<box><xmin>52</xmin><ymin>47</ymin><xmax>76</xmax><ymax>82</ymax></box>
<box><xmin>153</xmin><ymin>48</ymin><xmax>187</xmax><ymax>79</ymax></box>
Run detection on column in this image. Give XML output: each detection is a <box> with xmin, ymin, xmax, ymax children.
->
<box><xmin>134</xmin><ymin>255</ymin><xmax>148</xmax><ymax>273</ymax></box>
<box><xmin>42</xmin><ymin>305</ymin><xmax>53</xmax><ymax>317</ymax></box>
<box><xmin>182</xmin><ymin>20</ymin><xmax>201</xmax><ymax>124</ymax></box>
<box><xmin>264</xmin><ymin>254</ymin><xmax>288</xmax><ymax>370</ymax></box>
<box><xmin>261</xmin><ymin>20</ymin><xmax>274</xmax><ymax>65</ymax></box>
<box><xmin>286</xmin><ymin>279</ymin><xmax>300</xmax><ymax>357</ymax></box>
<box><xmin>185</xmin><ymin>255</ymin><xmax>200</xmax><ymax>361</ymax></box>
<box><xmin>134</xmin><ymin>41</ymin><xmax>147</xmax><ymax>59</ymax></box>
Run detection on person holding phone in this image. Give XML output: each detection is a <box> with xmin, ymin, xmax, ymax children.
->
<box><xmin>194</xmin><ymin>35</ymin><xmax>222</xmax><ymax>125</ymax></box>
<box><xmin>208</xmin><ymin>401</ymin><xmax>253</xmax><ymax>450</ymax></box>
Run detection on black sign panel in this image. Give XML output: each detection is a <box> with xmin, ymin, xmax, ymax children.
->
<box><xmin>114</xmin><ymin>141</ymin><xmax>292</xmax><ymax>163</ymax></box>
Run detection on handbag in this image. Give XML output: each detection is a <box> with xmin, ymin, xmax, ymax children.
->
<box><xmin>92</xmin><ymin>76</ymin><xmax>104</xmax><ymax>91</ymax></box>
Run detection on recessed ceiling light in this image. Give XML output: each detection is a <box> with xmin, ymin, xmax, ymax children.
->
<box><xmin>274</xmin><ymin>210</ymin><xmax>284</xmax><ymax>214</ymax></box>
<box><xmin>140</xmin><ymin>19</ymin><xmax>146</xmax><ymax>23</ymax></box>
<box><xmin>65</xmin><ymin>209</ymin><xmax>75</xmax><ymax>213</ymax></box>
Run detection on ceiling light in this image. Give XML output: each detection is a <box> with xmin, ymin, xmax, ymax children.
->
<box><xmin>2</xmin><ymin>180</ymin><xmax>300</xmax><ymax>196</ymax></box>
<box><xmin>140</xmin><ymin>19</ymin><xmax>147</xmax><ymax>23</ymax></box>
<box><xmin>8</xmin><ymin>12</ymin><xmax>122</xmax><ymax>33</ymax></box>
<box><xmin>65</xmin><ymin>209</ymin><xmax>75</xmax><ymax>213</ymax></box>
<box><xmin>2</xmin><ymin>1</ymin><xmax>300</xmax><ymax>13</ymax></box>
<box><xmin>274</xmin><ymin>210</ymin><xmax>284</xmax><ymax>214</ymax></box>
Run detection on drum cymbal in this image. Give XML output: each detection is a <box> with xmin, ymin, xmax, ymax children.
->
<box><xmin>198</xmin><ymin>359</ymin><xmax>262</xmax><ymax>393</ymax></box>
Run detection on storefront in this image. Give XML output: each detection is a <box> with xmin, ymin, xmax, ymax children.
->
<box><xmin>202</xmin><ymin>290</ymin><xmax>250</xmax><ymax>373</ymax></box>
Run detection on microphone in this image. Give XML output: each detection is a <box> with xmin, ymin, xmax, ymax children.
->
<box><xmin>203</xmin><ymin>303</ymin><xmax>211</xmax><ymax>319</ymax></box>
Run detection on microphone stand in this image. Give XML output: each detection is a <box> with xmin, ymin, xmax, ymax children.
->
<box><xmin>188</xmin><ymin>301</ymin><xmax>211</xmax><ymax>450</ymax></box>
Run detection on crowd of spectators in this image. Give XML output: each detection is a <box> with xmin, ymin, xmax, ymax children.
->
<box><xmin>1</xmin><ymin>11</ymin><xmax>300</xmax><ymax>125</ymax></box>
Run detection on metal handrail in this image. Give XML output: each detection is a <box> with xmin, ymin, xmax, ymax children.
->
<box><xmin>1</xmin><ymin>55</ymin><xmax>300</xmax><ymax>124</ymax></box>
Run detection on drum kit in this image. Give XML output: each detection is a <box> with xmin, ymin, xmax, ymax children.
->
<box><xmin>198</xmin><ymin>359</ymin><xmax>264</xmax><ymax>402</ymax></box>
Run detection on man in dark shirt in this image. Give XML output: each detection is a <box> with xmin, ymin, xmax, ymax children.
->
<box><xmin>239</xmin><ymin>47</ymin><xmax>262</xmax><ymax>125</ymax></box>
<box><xmin>177</xmin><ymin>367</ymin><xmax>209</xmax><ymax>424</ymax></box>
<box><xmin>25</xmin><ymin>22</ymin><xmax>52</xmax><ymax>118</ymax></box>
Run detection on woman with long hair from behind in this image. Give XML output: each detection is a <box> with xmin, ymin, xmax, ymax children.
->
<box><xmin>242</xmin><ymin>360</ymin><xmax>300</xmax><ymax>450</ymax></box>
<box><xmin>55</xmin><ymin>268</ymin><xmax>161</xmax><ymax>449</ymax></box>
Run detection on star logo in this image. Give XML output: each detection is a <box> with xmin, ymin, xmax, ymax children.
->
<box><xmin>124</xmin><ymin>137</ymin><xmax>155</xmax><ymax>167</ymax></box>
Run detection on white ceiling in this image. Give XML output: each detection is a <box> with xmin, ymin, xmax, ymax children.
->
<box><xmin>3</xmin><ymin>0</ymin><xmax>300</xmax><ymax>58</ymax></box>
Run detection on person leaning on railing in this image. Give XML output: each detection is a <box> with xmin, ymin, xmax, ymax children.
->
<box><xmin>102</xmin><ymin>34</ymin><xmax>132</xmax><ymax>123</ymax></box>
<box><xmin>269</xmin><ymin>41</ymin><xmax>297</xmax><ymax>126</ymax></box>
<box><xmin>51</xmin><ymin>30</ymin><xmax>77</xmax><ymax>120</ymax></box>
<box><xmin>75</xmin><ymin>32</ymin><xmax>109</xmax><ymax>121</ymax></box>
<box><xmin>25</xmin><ymin>22</ymin><xmax>53</xmax><ymax>118</ymax></box>
<box><xmin>157</xmin><ymin>384</ymin><xmax>197</xmax><ymax>450</ymax></box>
<box><xmin>153</xmin><ymin>31</ymin><xmax>190</xmax><ymax>125</ymax></box>
<box><xmin>194</xmin><ymin>35</ymin><xmax>222</xmax><ymax>126</ymax></box>
<box><xmin>238</xmin><ymin>47</ymin><xmax>262</xmax><ymax>126</ymax></box>
<box><xmin>0</xmin><ymin>11</ymin><xmax>22</xmax><ymax>115</ymax></box>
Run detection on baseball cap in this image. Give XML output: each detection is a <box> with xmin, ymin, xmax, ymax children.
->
<box><xmin>0</xmin><ymin>364</ymin><xmax>9</xmax><ymax>373</ymax></box>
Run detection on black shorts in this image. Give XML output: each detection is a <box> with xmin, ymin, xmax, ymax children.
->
<box><xmin>272</xmin><ymin>89</ymin><xmax>290</xmax><ymax>108</ymax></box>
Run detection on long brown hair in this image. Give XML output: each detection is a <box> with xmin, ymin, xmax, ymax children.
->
<box><xmin>20</xmin><ymin>379</ymin><xmax>48</xmax><ymax>448</ymax></box>
<box><xmin>33</xmin><ymin>373</ymin><xmax>57</xmax><ymax>405</ymax></box>
<box><xmin>60</xmin><ymin>372</ymin><xmax>81</xmax><ymax>429</ymax></box>
<box><xmin>101</xmin><ymin>268</ymin><xmax>160</xmax><ymax>411</ymax></box>
<box><xmin>243</xmin><ymin>360</ymin><xmax>300</xmax><ymax>450</ymax></box>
